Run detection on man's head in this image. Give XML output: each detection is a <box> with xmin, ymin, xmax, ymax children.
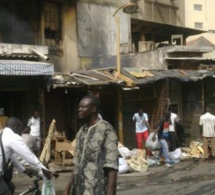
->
<box><xmin>33</xmin><ymin>111</ymin><xmax>39</xmax><ymax>119</ymax></box>
<box><xmin>138</xmin><ymin>108</ymin><xmax>143</xmax><ymax>116</ymax></box>
<box><xmin>78</xmin><ymin>95</ymin><xmax>100</xmax><ymax>120</ymax></box>
<box><xmin>205</xmin><ymin>106</ymin><xmax>212</xmax><ymax>113</ymax></box>
<box><xmin>5</xmin><ymin>117</ymin><xmax>23</xmax><ymax>135</ymax></box>
<box><xmin>164</xmin><ymin>111</ymin><xmax>171</xmax><ymax>120</ymax></box>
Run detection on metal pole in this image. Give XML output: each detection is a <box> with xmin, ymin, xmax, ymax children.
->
<box><xmin>115</xmin><ymin>15</ymin><xmax>121</xmax><ymax>74</ymax></box>
<box><xmin>115</xmin><ymin>16</ymin><xmax>123</xmax><ymax>143</ymax></box>
<box><xmin>118</xmin><ymin>88</ymin><xmax>124</xmax><ymax>144</ymax></box>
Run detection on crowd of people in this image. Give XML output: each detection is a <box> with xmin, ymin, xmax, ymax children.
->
<box><xmin>132</xmin><ymin>107</ymin><xmax>182</xmax><ymax>168</ymax></box>
<box><xmin>133</xmin><ymin>105</ymin><xmax>215</xmax><ymax>168</ymax></box>
<box><xmin>1</xmin><ymin>94</ymin><xmax>215</xmax><ymax>194</ymax></box>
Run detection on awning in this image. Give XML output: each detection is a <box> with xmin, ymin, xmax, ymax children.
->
<box><xmin>52</xmin><ymin>69</ymin><xmax>122</xmax><ymax>88</ymax></box>
<box><xmin>122</xmin><ymin>68</ymin><xmax>215</xmax><ymax>85</ymax></box>
<box><xmin>52</xmin><ymin>67</ymin><xmax>215</xmax><ymax>89</ymax></box>
<box><xmin>131</xmin><ymin>19</ymin><xmax>206</xmax><ymax>43</ymax></box>
<box><xmin>0</xmin><ymin>60</ymin><xmax>54</xmax><ymax>76</ymax></box>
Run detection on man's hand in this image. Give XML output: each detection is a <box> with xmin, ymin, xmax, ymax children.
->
<box><xmin>152</xmin><ymin>135</ymin><xmax>156</xmax><ymax>142</ymax></box>
<box><xmin>42</xmin><ymin>168</ymin><xmax>59</xmax><ymax>180</ymax></box>
<box><xmin>23</xmin><ymin>167</ymin><xmax>38</xmax><ymax>177</ymax></box>
<box><xmin>62</xmin><ymin>190</ymin><xmax>70</xmax><ymax>195</ymax></box>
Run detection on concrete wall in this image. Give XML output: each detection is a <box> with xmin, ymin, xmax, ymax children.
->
<box><xmin>72</xmin><ymin>47</ymin><xmax>167</xmax><ymax>70</ymax></box>
<box><xmin>121</xmin><ymin>48</ymin><xmax>167</xmax><ymax>70</ymax></box>
<box><xmin>49</xmin><ymin>0</ymin><xmax>80</xmax><ymax>73</ymax></box>
<box><xmin>184</xmin><ymin>0</ymin><xmax>206</xmax><ymax>29</ymax></box>
<box><xmin>184</xmin><ymin>0</ymin><xmax>215</xmax><ymax>31</ymax></box>
<box><xmin>205</xmin><ymin>1</ymin><xmax>215</xmax><ymax>30</ymax></box>
<box><xmin>77</xmin><ymin>1</ymin><xmax>131</xmax><ymax>69</ymax></box>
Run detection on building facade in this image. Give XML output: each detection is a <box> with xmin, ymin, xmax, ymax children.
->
<box><xmin>1</xmin><ymin>0</ymin><xmax>215</xmax><ymax>148</ymax></box>
<box><xmin>184</xmin><ymin>0</ymin><xmax>215</xmax><ymax>31</ymax></box>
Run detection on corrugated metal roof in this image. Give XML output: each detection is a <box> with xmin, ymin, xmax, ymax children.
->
<box><xmin>0</xmin><ymin>54</ymin><xmax>39</xmax><ymax>60</ymax></box>
<box><xmin>123</xmin><ymin>68</ymin><xmax>215</xmax><ymax>85</ymax></box>
<box><xmin>52</xmin><ymin>67</ymin><xmax>215</xmax><ymax>88</ymax></box>
<box><xmin>52</xmin><ymin>69</ymin><xmax>124</xmax><ymax>88</ymax></box>
<box><xmin>164</xmin><ymin>57</ymin><xmax>209</xmax><ymax>60</ymax></box>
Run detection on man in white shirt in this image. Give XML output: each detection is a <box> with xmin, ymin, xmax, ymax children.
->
<box><xmin>26</xmin><ymin>111</ymin><xmax>41</xmax><ymax>156</ymax></box>
<box><xmin>199</xmin><ymin>107</ymin><xmax>215</xmax><ymax>162</ymax></box>
<box><xmin>0</xmin><ymin>117</ymin><xmax>52</xmax><ymax>194</ymax></box>
<box><xmin>169</xmin><ymin>111</ymin><xmax>181</xmax><ymax>151</ymax></box>
<box><xmin>133</xmin><ymin>108</ymin><xmax>152</xmax><ymax>156</ymax></box>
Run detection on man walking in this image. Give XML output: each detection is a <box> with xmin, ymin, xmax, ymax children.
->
<box><xmin>133</xmin><ymin>108</ymin><xmax>152</xmax><ymax>156</ymax></box>
<box><xmin>199</xmin><ymin>107</ymin><xmax>215</xmax><ymax>162</ymax></box>
<box><xmin>152</xmin><ymin>111</ymin><xmax>174</xmax><ymax>167</ymax></box>
<box><xmin>63</xmin><ymin>95</ymin><xmax>118</xmax><ymax>195</ymax></box>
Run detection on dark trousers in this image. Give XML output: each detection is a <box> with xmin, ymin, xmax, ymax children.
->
<box><xmin>6</xmin><ymin>181</ymin><xmax>15</xmax><ymax>194</ymax></box>
<box><xmin>169</xmin><ymin>132</ymin><xmax>178</xmax><ymax>152</ymax></box>
<box><xmin>0</xmin><ymin>177</ymin><xmax>12</xmax><ymax>195</ymax></box>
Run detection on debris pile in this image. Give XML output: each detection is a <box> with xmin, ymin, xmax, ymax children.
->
<box><xmin>181</xmin><ymin>141</ymin><xmax>204</xmax><ymax>159</ymax></box>
<box><xmin>118</xmin><ymin>143</ymin><xmax>148</xmax><ymax>174</ymax></box>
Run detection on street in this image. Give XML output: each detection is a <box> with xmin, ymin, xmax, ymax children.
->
<box><xmin>13</xmin><ymin>159</ymin><xmax>215</xmax><ymax>195</ymax></box>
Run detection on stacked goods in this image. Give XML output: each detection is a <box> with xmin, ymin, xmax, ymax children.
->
<box><xmin>118</xmin><ymin>142</ymin><xmax>148</xmax><ymax>173</ymax></box>
<box><xmin>181</xmin><ymin>141</ymin><xmax>203</xmax><ymax>159</ymax></box>
<box><xmin>129</xmin><ymin>149</ymin><xmax>148</xmax><ymax>172</ymax></box>
<box><xmin>189</xmin><ymin>141</ymin><xmax>203</xmax><ymax>158</ymax></box>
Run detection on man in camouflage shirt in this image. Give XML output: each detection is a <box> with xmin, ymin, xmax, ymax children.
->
<box><xmin>63</xmin><ymin>95</ymin><xmax>118</xmax><ymax>195</ymax></box>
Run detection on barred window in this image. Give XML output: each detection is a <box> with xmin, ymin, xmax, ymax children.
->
<box><xmin>194</xmin><ymin>22</ymin><xmax>203</xmax><ymax>29</ymax></box>
<box><xmin>194</xmin><ymin>4</ymin><xmax>202</xmax><ymax>11</ymax></box>
<box><xmin>44</xmin><ymin>1</ymin><xmax>61</xmax><ymax>46</ymax></box>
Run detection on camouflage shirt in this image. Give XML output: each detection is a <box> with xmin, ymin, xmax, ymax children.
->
<box><xmin>71</xmin><ymin>120</ymin><xmax>118</xmax><ymax>195</ymax></box>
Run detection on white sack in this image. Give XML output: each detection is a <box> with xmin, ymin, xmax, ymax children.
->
<box><xmin>145</xmin><ymin>132</ymin><xmax>160</xmax><ymax>151</ymax></box>
<box><xmin>118</xmin><ymin>158</ymin><xmax>129</xmax><ymax>174</ymax></box>
<box><xmin>169</xmin><ymin>148</ymin><xmax>182</xmax><ymax>160</ymax></box>
<box><xmin>118</xmin><ymin>147</ymin><xmax>132</xmax><ymax>159</ymax></box>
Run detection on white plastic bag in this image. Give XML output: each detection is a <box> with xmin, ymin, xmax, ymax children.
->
<box><xmin>169</xmin><ymin>148</ymin><xmax>182</xmax><ymax>160</ymax></box>
<box><xmin>42</xmin><ymin>178</ymin><xmax>56</xmax><ymax>195</ymax></box>
<box><xmin>145</xmin><ymin>132</ymin><xmax>160</xmax><ymax>151</ymax></box>
<box><xmin>118</xmin><ymin>146</ymin><xmax>132</xmax><ymax>159</ymax></box>
<box><xmin>118</xmin><ymin>158</ymin><xmax>129</xmax><ymax>174</ymax></box>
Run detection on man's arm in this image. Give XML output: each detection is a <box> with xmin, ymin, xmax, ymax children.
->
<box><xmin>106</xmin><ymin>168</ymin><xmax>117</xmax><ymax>195</ymax></box>
<box><xmin>199</xmin><ymin>125</ymin><xmax>203</xmax><ymax>138</ymax></box>
<box><xmin>144</xmin><ymin>114</ymin><xmax>152</xmax><ymax>132</ymax></box>
<box><xmin>145</xmin><ymin>121</ymin><xmax>152</xmax><ymax>132</ymax></box>
<box><xmin>152</xmin><ymin>118</ymin><xmax>164</xmax><ymax>141</ymax></box>
<box><xmin>22</xmin><ymin>126</ymin><xmax>30</xmax><ymax>134</ymax></box>
<box><xmin>103</xmin><ymin>126</ymin><xmax>118</xmax><ymax>195</ymax></box>
<box><xmin>199</xmin><ymin>117</ymin><xmax>203</xmax><ymax>138</ymax></box>
<box><xmin>132</xmin><ymin>114</ymin><xmax>136</xmax><ymax>122</ymax></box>
<box><xmin>62</xmin><ymin>174</ymin><xmax>73</xmax><ymax>195</ymax></box>
<box><xmin>8</xmin><ymin>132</ymin><xmax>46</xmax><ymax>171</ymax></box>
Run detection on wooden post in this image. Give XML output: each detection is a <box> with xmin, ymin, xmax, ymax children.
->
<box><xmin>201</xmin><ymin>80</ymin><xmax>205</xmax><ymax>112</ymax></box>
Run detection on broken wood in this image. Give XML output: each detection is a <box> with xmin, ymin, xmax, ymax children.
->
<box><xmin>40</xmin><ymin>119</ymin><xmax>56</xmax><ymax>164</ymax></box>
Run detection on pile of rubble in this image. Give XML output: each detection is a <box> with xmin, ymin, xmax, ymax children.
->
<box><xmin>181</xmin><ymin>141</ymin><xmax>204</xmax><ymax>159</ymax></box>
<box><xmin>118</xmin><ymin>140</ymin><xmax>204</xmax><ymax>174</ymax></box>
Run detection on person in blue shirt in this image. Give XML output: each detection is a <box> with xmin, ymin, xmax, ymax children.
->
<box><xmin>152</xmin><ymin>111</ymin><xmax>174</xmax><ymax>168</ymax></box>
